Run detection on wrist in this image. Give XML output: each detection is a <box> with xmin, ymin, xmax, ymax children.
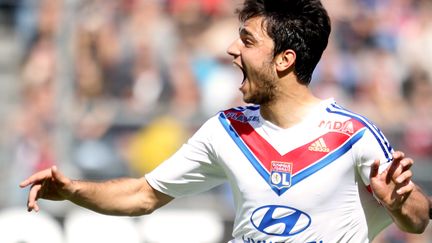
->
<box><xmin>64</xmin><ymin>179</ymin><xmax>80</xmax><ymax>200</ymax></box>
<box><xmin>381</xmin><ymin>199</ymin><xmax>404</xmax><ymax>213</ymax></box>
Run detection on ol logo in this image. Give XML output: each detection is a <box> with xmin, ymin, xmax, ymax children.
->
<box><xmin>270</xmin><ymin>161</ymin><xmax>292</xmax><ymax>189</ymax></box>
<box><xmin>250</xmin><ymin>205</ymin><xmax>311</xmax><ymax>236</ymax></box>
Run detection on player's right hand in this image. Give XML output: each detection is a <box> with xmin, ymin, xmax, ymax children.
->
<box><xmin>19</xmin><ymin>166</ymin><xmax>73</xmax><ymax>212</ymax></box>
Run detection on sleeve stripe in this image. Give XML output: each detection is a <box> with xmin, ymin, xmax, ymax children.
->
<box><xmin>326</xmin><ymin>104</ymin><xmax>393</xmax><ymax>162</ymax></box>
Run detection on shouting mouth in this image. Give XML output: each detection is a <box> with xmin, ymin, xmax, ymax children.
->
<box><xmin>233</xmin><ymin>62</ymin><xmax>247</xmax><ymax>87</ymax></box>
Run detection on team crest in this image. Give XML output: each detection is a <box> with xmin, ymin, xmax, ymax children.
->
<box><xmin>270</xmin><ymin>161</ymin><xmax>293</xmax><ymax>189</ymax></box>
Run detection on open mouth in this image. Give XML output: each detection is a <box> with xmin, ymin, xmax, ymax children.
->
<box><xmin>241</xmin><ymin>68</ymin><xmax>247</xmax><ymax>85</ymax></box>
<box><xmin>233</xmin><ymin>62</ymin><xmax>247</xmax><ymax>85</ymax></box>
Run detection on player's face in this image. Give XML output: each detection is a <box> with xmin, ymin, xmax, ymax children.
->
<box><xmin>227</xmin><ymin>16</ymin><xmax>278</xmax><ymax>105</ymax></box>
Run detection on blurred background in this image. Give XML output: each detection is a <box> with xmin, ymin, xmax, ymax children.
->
<box><xmin>0</xmin><ymin>0</ymin><xmax>431</xmax><ymax>242</ymax></box>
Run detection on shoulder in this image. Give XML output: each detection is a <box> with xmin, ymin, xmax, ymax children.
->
<box><xmin>220</xmin><ymin>105</ymin><xmax>260</xmax><ymax>114</ymax></box>
<box><xmin>326</xmin><ymin>101</ymin><xmax>394</xmax><ymax>162</ymax></box>
<box><xmin>194</xmin><ymin>105</ymin><xmax>261</xmax><ymax>139</ymax></box>
<box><xmin>218</xmin><ymin>105</ymin><xmax>260</xmax><ymax>122</ymax></box>
<box><xmin>323</xmin><ymin>101</ymin><xmax>378</xmax><ymax>131</ymax></box>
<box><xmin>187</xmin><ymin>106</ymin><xmax>260</xmax><ymax>149</ymax></box>
<box><xmin>193</xmin><ymin>105</ymin><xmax>260</xmax><ymax>136</ymax></box>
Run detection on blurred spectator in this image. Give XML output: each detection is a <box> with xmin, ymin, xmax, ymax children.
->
<box><xmin>191</xmin><ymin>13</ymin><xmax>244</xmax><ymax>117</ymax></box>
<box><xmin>400</xmin><ymin>69</ymin><xmax>432</xmax><ymax>161</ymax></box>
<box><xmin>75</xmin><ymin>0</ymin><xmax>133</xmax><ymax>99</ymax></box>
<box><xmin>14</xmin><ymin>0</ymin><xmax>62</xmax><ymax>59</ymax></box>
<box><xmin>167</xmin><ymin>45</ymin><xmax>202</xmax><ymax>120</ymax></box>
<box><xmin>6</xmin><ymin>8</ymin><xmax>59</xmax><ymax>204</ymax></box>
<box><xmin>397</xmin><ymin>0</ymin><xmax>432</xmax><ymax>81</ymax></box>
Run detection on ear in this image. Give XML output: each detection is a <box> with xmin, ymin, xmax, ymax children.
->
<box><xmin>275</xmin><ymin>49</ymin><xmax>296</xmax><ymax>72</ymax></box>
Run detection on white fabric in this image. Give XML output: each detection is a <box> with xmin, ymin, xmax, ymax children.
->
<box><xmin>146</xmin><ymin>99</ymin><xmax>394</xmax><ymax>242</ymax></box>
<box><xmin>0</xmin><ymin>207</ymin><xmax>64</xmax><ymax>243</ymax></box>
<box><xmin>137</xmin><ymin>208</ymin><xmax>224</xmax><ymax>243</ymax></box>
<box><xmin>64</xmin><ymin>208</ymin><xmax>141</xmax><ymax>243</ymax></box>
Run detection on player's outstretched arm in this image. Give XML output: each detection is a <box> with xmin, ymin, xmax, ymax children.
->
<box><xmin>19</xmin><ymin>166</ymin><xmax>173</xmax><ymax>216</ymax></box>
<box><xmin>369</xmin><ymin>151</ymin><xmax>429</xmax><ymax>233</ymax></box>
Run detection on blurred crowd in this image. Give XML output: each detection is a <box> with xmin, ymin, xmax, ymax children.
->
<box><xmin>0</xmin><ymin>0</ymin><xmax>432</xmax><ymax>242</ymax></box>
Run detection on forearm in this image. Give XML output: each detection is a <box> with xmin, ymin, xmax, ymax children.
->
<box><xmin>386</xmin><ymin>185</ymin><xmax>429</xmax><ymax>233</ymax></box>
<box><xmin>67</xmin><ymin>177</ymin><xmax>165</xmax><ymax>216</ymax></box>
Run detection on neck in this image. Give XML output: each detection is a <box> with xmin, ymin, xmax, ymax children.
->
<box><xmin>260</xmin><ymin>83</ymin><xmax>322</xmax><ymax>129</ymax></box>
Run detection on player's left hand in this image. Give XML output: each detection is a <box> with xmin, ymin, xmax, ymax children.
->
<box><xmin>369</xmin><ymin>151</ymin><xmax>414</xmax><ymax>211</ymax></box>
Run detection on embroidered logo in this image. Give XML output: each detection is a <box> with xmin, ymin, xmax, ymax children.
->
<box><xmin>270</xmin><ymin>161</ymin><xmax>293</xmax><ymax>189</ymax></box>
<box><xmin>308</xmin><ymin>138</ymin><xmax>329</xmax><ymax>152</ymax></box>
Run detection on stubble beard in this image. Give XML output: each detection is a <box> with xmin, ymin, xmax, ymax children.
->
<box><xmin>243</xmin><ymin>61</ymin><xmax>278</xmax><ymax>105</ymax></box>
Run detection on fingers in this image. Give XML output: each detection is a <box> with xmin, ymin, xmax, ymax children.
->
<box><xmin>27</xmin><ymin>183</ymin><xmax>42</xmax><ymax>212</ymax></box>
<box><xmin>51</xmin><ymin>166</ymin><xmax>68</xmax><ymax>185</ymax></box>
<box><xmin>399</xmin><ymin>157</ymin><xmax>413</xmax><ymax>171</ymax></box>
<box><xmin>19</xmin><ymin>167</ymin><xmax>53</xmax><ymax>188</ymax></box>
<box><xmin>369</xmin><ymin>159</ymin><xmax>380</xmax><ymax>179</ymax></box>
<box><xmin>20</xmin><ymin>166</ymin><xmax>63</xmax><ymax>212</ymax></box>
<box><xmin>386</xmin><ymin>156</ymin><xmax>401</xmax><ymax>183</ymax></box>
<box><xmin>392</xmin><ymin>151</ymin><xmax>405</xmax><ymax>160</ymax></box>
<box><xmin>391</xmin><ymin>151</ymin><xmax>414</xmax><ymax>196</ymax></box>
<box><xmin>396</xmin><ymin>180</ymin><xmax>414</xmax><ymax>195</ymax></box>
<box><xmin>394</xmin><ymin>169</ymin><xmax>413</xmax><ymax>195</ymax></box>
<box><xmin>383</xmin><ymin>151</ymin><xmax>413</xmax><ymax>184</ymax></box>
<box><xmin>395</xmin><ymin>168</ymin><xmax>412</xmax><ymax>184</ymax></box>
<box><xmin>392</xmin><ymin>151</ymin><xmax>413</xmax><ymax>171</ymax></box>
<box><xmin>391</xmin><ymin>156</ymin><xmax>413</xmax><ymax>183</ymax></box>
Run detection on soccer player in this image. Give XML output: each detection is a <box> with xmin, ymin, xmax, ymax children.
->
<box><xmin>20</xmin><ymin>0</ymin><xmax>429</xmax><ymax>242</ymax></box>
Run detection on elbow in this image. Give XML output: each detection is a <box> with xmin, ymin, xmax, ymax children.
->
<box><xmin>101</xmin><ymin>204</ymin><xmax>157</xmax><ymax>217</ymax></box>
<box><xmin>401</xmin><ymin>219</ymin><xmax>429</xmax><ymax>234</ymax></box>
<box><xmin>138</xmin><ymin>206</ymin><xmax>157</xmax><ymax>216</ymax></box>
<box><xmin>125</xmin><ymin>207</ymin><xmax>155</xmax><ymax>217</ymax></box>
<box><xmin>406</xmin><ymin>226</ymin><xmax>426</xmax><ymax>235</ymax></box>
<box><xmin>129</xmin><ymin>178</ymin><xmax>173</xmax><ymax>217</ymax></box>
<box><xmin>127</xmin><ymin>202</ymin><xmax>158</xmax><ymax>217</ymax></box>
<box><xmin>412</xmin><ymin>220</ymin><xmax>429</xmax><ymax>234</ymax></box>
<box><xmin>128</xmin><ymin>193</ymin><xmax>167</xmax><ymax>217</ymax></box>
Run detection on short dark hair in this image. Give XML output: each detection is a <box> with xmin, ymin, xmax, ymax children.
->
<box><xmin>237</xmin><ymin>0</ymin><xmax>331</xmax><ymax>85</ymax></box>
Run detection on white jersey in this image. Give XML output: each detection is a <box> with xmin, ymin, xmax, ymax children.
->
<box><xmin>145</xmin><ymin>99</ymin><xmax>394</xmax><ymax>243</ymax></box>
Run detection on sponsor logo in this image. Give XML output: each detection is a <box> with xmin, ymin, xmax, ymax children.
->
<box><xmin>241</xmin><ymin>235</ymin><xmax>284</xmax><ymax>243</ymax></box>
<box><xmin>250</xmin><ymin>205</ymin><xmax>311</xmax><ymax>237</ymax></box>
<box><xmin>308</xmin><ymin>138</ymin><xmax>329</xmax><ymax>152</ymax></box>
<box><xmin>318</xmin><ymin>120</ymin><xmax>354</xmax><ymax>134</ymax></box>
<box><xmin>270</xmin><ymin>161</ymin><xmax>292</xmax><ymax>189</ymax></box>
<box><xmin>225</xmin><ymin>112</ymin><xmax>259</xmax><ymax>123</ymax></box>
<box><xmin>242</xmin><ymin>237</ymin><xmax>322</xmax><ymax>243</ymax></box>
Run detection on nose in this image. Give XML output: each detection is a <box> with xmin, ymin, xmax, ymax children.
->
<box><xmin>226</xmin><ymin>38</ymin><xmax>241</xmax><ymax>58</ymax></box>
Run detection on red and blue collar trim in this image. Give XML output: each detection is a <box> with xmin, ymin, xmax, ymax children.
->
<box><xmin>218</xmin><ymin>109</ymin><xmax>366</xmax><ymax>196</ymax></box>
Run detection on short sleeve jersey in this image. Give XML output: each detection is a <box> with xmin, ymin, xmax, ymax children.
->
<box><xmin>145</xmin><ymin>99</ymin><xmax>394</xmax><ymax>243</ymax></box>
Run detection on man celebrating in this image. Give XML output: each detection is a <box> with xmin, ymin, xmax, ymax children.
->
<box><xmin>20</xmin><ymin>0</ymin><xmax>429</xmax><ymax>242</ymax></box>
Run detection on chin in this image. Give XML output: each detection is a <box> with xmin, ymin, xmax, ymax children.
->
<box><xmin>243</xmin><ymin>96</ymin><xmax>259</xmax><ymax>105</ymax></box>
<box><xmin>241</xmin><ymin>91</ymin><xmax>253</xmax><ymax>104</ymax></box>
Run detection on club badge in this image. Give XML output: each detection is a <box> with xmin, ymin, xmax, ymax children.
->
<box><xmin>270</xmin><ymin>161</ymin><xmax>293</xmax><ymax>189</ymax></box>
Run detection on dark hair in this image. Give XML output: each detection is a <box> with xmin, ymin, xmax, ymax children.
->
<box><xmin>237</xmin><ymin>0</ymin><xmax>331</xmax><ymax>85</ymax></box>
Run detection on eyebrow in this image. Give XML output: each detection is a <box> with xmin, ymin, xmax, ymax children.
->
<box><xmin>239</xmin><ymin>27</ymin><xmax>256</xmax><ymax>41</ymax></box>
